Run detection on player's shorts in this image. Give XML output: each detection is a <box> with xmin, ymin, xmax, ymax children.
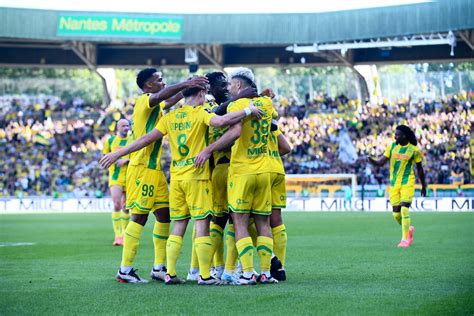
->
<box><xmin>169</xmin><ymin>179</ymin><xmax>213</xmax><ymax>220</ymax></box>
<box><xmin>270</xmin><ymin>172</ymin><xmax>286</xmax><ymax>209</ymax></box>
<box><xmin>228</xmin><ymin>172</ymin><xmax>272</xmax><ymax>215</ymax></box>
<box><xmin>108</xmin><ymin>166</ymin><xmax>127</xmax><ymax>190</ymax></box>
<box><xmin>212</xmin><ymin>163</ymin><xmax>229</xmax><ymax>216</ymax></box>
<box><xmin>125</xmin><ymin>164</ymin><xmax>169</xmax><ymax>214</ymax></box>
<box><xmin>389</xmin><ymin>183</ymin><xmax>415</xmax><ymax>206</ymax></box>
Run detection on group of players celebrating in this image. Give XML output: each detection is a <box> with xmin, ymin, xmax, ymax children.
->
<box><xmin>100</xmin><ymin>66</ymin><xmax>428</xmax><ymax>286</ymax></box>
<box><xmin>100</xmin><ymin>67</ymin><xmax>290</xmax><ymax>285</ymax></box>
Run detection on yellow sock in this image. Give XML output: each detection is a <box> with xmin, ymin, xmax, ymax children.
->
<box><xmin>236</xmin><ymin>237</ymin><xmax>254</xmax><ymax>273</ymax></box>
<box><xmin>392</xmin><ymin>212</ymin><xmax>401</xmax><ymax>225</ymax></box>
<box><xmin>213</xmin><ymin>236</ymin><xmax>225</xmax><ymax>268</ymax></box>
<box><xmin>195</xmin><ymin>236</ymin><xmax>213</xmax><ymax>279</ymax></box>
<box><xmin>153</xmin><ymin>221</ymin><xmax>170</xmax><ymax>267</ymax></box>
<box><xmin>112</xmin><ymin>212</ymin><xmax>121</xmax><ymax>238</ymax></box>
<box><xmin>121</xmin><ymin>211</ymin><xmax>130</xmax><ymax>236</ymax></box>
<box><xmin>272</xmin><ymin>224</ymin><xmax>287</xmax><ymax>267</ymax></box>
<box><xmin>166</xmin><ymin>235</ymin><xmax>183</xmax><ymax>277</ymax></box>
<box><xmin>121</xmin><ymin>221</ymin><xmax>144</xmax><ymax>267</ymax></box>
<box><xmin>248</xmin><ymin>220</ymin><xmax>258</xmax><ymax>247</ymax></box>
<box><xmin>190</xmin><ymin>225</ymin><xmax>199</xmax><ymax>270</ymax></box>
<box><xmin>210</xmin><ymin>222</ymin><xmax>224</xmax><ymax>266</ymax></box>
<box><xmin>224</xmin><ymin>224</ymin><xmax>238</xmax><ymax>272</ymax></box>
<box><xmin>401</xmin><ymin>206</ymin><xmax>411</xmax><ymax>240</ymax></box>
<box><xmin>257</xmin><ymin>236</ymin><xmax>273</xmax><ymax>272</ymax></box>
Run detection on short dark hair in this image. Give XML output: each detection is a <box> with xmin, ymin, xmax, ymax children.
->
<box><xmin>206</xmin><ymin>72</ymin><xmax>226</xmax><ymax>88</ymax></box>
<box><xmin>182</xmin><ymin>86</ymin><xmax>205</xmax><ymax>98</ymax></box>
<box><xmin>136</xmin><ymin>68</ymin><xmax>157</xmax><ymax>90</ymax></box>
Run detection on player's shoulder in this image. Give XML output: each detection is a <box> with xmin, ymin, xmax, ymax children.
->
<box><xmin>409</xmin><ymin>143</ymin><xmax>420</xmax><ymax>152</ymax></box>
<box><xmin>203</xmin><ymin>101</ymin><xmax>217</xmax><ymax>111</ymax></box>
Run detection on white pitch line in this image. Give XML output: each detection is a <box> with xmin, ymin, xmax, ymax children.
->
<box><xmin>0</xmin><ymin>242</ymin><xmax>36</xmax><ymax>247</ymax></box>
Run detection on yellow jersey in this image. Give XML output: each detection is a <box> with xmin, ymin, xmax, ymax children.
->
<box><xmin>129</xmin><ymin>94</ymin><xmax>165</xmax><ymax>170</ymax></box>
<box><xmin>155</xmin><ymin>105</ymin><xmax>216</xmax><ymax>180</ymax></box>
<box><xmin>203</xmin><ymin>101</ymin><xmax>231</xmax><ymax>163</ymax></box>
<box><xmin>103</xmin><ymin>135</ymin><xmax>132</xmax><ymax>181</ymax></box>
<box><xmin>227</xmin><ymin>96</ymin><xmax>275</xmax><ymax>176</ymax></box>
<box><xmin>383</xmin><ymin>142</ymin><xmax>422</xmax><ymax>186</ymax></box>
<box><xmin>268</xmin><ymin>128</ymin><xmax>285</xmax><ymax>175</ymax></box>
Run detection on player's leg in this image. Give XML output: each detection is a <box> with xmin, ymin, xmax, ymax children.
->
<box><xmin>399</xmin><ymin>184</ymin><xmax>415</xmax><ymax>247</ymax></box>
<box><xmin>117</xmin><ymin>212</ymin><xmax>149</xmax><ymax>283</ymax></box>
<box><xmin>150</xmin><ymin>170</ymin><xmax>171</xmax><ymax>281</ymax></box>
<box><xmin>116</xmin><ymin>165</ymin><xmax>154</xmax><ymax>283</ymax></box>
<box><xmin>120</xmin><ymin>192</ymin><xmax>130</xmax><ymax>239</ymax></box>
<box><xmin>389</xmin><ymin>185</ymin><xmax>405</xmax><ymax>247</ymax></box>
<box><xmin>255</xmin><ymin>214</ymin><xmax>277</xmax><ymax>284</ymax></box>
<box><xmin>110</xmin><ymin>185</ymin><xmax>123</xmax><ymax>246</ymax></box>
<box><xmin>210</xmin><ymin>163</ymin><xmax>229</xmax><ymax>278</ymax></box>
<box><xmin>164</xmin><ymin>180</ymin><xmax>189</xmax><ymax>284</ymax></box>
<box><xmin>228</xmin><ymin>175</ymin><xmax>257</xmax><ymax>285</ymax></box>
<box><xmin>392</xmin><ymin>205</ymin><xmax>402</xmax><ymax>225</ymax></box>
<box><xmin>269</xmin><ymin>173</ymin><xmax>287</xmax><ymax>280</ymax></box>
<box><xmin>186</xmin><ymin>223</ymin><xmax>200</xmax><ymax>281</ymax></box>
<box><xmin>222</xmin><ymin>213</ymin><xmax>239</xmax><ymax>284</ymax></box>
<box><xmin>186</xmin><ymin>179</ymin><xmax>219</xmax><ymax>285</ymax></box>
<box><xmin>165</xmin><ymin>218</ymin><xmax>188</xmax><ymax>284</ymax></box>
<box><xmin>233</xmin><ymin>212</ymin><xmax>255</xmax><ymax>284</ymax></box>
<box><xmin>270</xmin><ymin>208</ymin><xmax>286</xmax><ymax>281</ymax></box>
<box><xmin>253</xmin><ymin>173</ymin><xmax>277</xmax><ymax>284</ymax></box>
<box><xmin>150</xmin><ymin>206</ymin><xmax>170</xmax><ymax>281</ymax></box>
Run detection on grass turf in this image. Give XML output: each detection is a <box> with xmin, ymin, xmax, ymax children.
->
<box><xmin>0</xmin><ymin>212</ymin><xmax>473</xmax><ymax>315</ymax></box>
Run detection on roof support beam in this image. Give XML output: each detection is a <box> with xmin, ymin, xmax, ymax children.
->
<box><xmin>459</xmin><ymin>31</ymin><xmax>474</xmax><ymax>51</ymax></box>
<box><xmin>195</xmin><ymin>44</ymin><xmax>224</xmax><ymax>70</ymax></box>
<box><xmin>329</xmin><ymin>51</ymin><xmax>369</xmax><ymax>101</ymax></box>
<box><xmin>66</xmin><ymin>41</ymin><xmax>111</xmax><ymax>106</ymax></box>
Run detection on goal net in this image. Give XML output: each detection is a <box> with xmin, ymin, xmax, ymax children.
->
<box><xmin>285</xmin><ymin>174</ymin><xmax>357</xmax><ymax>198</ymax></box>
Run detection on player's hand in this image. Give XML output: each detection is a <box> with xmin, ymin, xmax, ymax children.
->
<box><xmin>186</xmin><ymin>76</ymin><xmax>208</xmax><ymax>89</ymax></box>
<box><xmin>237</xmin><ymin>87</ymin><xmax>259</xmax><ymax>99</ymax></box>
<box><xmin>249</xmin><ymin>103</ymin><xmax>264</xmax><ymax>119</ymax></box>
<box><xmin>194</xmin><ymin>149</ymin><xmax>211</xmax><ymax>168</ymax></box>
<box><xmin>115</xmin><ymin>158</ymin><xmax>128</xmax><ymax>167</ymax></box>
<box><xmin>421</xmin><ymin>186</ymin><xmax>427</xmax><ymax>197</ymax></box>
<box><xmin>99</xmin><ymin>153</ymin><xmax>119</xmax><ymax>169</ymax></box>
<box><xmin>260</xmin><ymin>88</ymin><xmax>275</xmax><ymax>99</ymax></box>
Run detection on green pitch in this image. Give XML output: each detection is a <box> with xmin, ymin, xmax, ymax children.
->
<box><xmin>1</xmin><ymin>212</ymin><xmax>473</xmax><ymax>315</ymax></box>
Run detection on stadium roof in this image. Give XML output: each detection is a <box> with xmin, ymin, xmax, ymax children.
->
<box><xmin>0</xmin><ymin>0</ymin><xmax>473</xmax><ymax>68</ymax></box>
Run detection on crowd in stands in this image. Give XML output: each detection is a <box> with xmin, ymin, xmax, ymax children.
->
<box><xmin>0</xmin><ymin>92</ymin><xmax>472</xmax><ymax>197</ymax></box>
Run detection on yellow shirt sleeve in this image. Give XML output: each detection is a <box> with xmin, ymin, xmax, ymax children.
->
<box><xmin>103</xmin><ymin>138</ymin><xmax>111</xmax><ymax>154</ymax></box>
<box><xmin>155</xmin><ymin>114</ymin><xmax>168</xmax><ymax>136</ymax></box>
<box><xmin>274</xmin><ymin>128</ymin><xmax>282</xmax><ymax>138</ymax></box>
<box><xmin>383</xmin><ymin>144</ymin><xmax>393</xmax><ymax>158</ymax></box>
<box><xmin>413</xmin><ymin>147</ymin><xmax>422</xmax><ymax>163</ymax></box>
<box><xmin>200</xmin><ymin>109</ymin><xmax>216</xmax><ymax>126</ymax></box>
<box><xmin>227</xmin><ymin>99</ymin><xmax>246</xmax><ymax>113</ymax></box>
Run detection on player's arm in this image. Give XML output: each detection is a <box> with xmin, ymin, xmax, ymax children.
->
<box><xmin>416</xmin><ymin>162</ymin><xmax>427</xmax><ymax>197</ymax></box>
<box><xmin>209</xmin><ymin>103</ymin><xmax>263</xmax><ymax>128</ymax></box>
<box><xmin>163</xmin><ymin>92</ymin><xmax>184</xmax><ymax>110</ymax></box>
<box><xmin>212</xmin><ymin>87</ymin><xmax>259</xmax><ymax>115</ymax></box>
<box><xmin>149</xmin><ymin>76</ymin><xmax>208</xmax><ymax>107</ymax></box>
<box><xmin>115</xmin><ymin>157</ymin><xmax>129</xmax><ymax>167</ymax></box>
<box><xmin>277</xmin><ymin>133</ymin><xmax>292</xmax><ymax>156</ymax></box>
<box><xmin>99</xmin><ymin>130</ymin><xmax>163</xmax><ymax>169</ymax></box>
<box><xmin>367</xmin><ymin>156</ymin><xmax>389</xmax><ymax>166</ymax></box>
<box><xmin>194</xmin><ymin>122</ymin><xmax>242</xmax><ymax>168</ymax></box>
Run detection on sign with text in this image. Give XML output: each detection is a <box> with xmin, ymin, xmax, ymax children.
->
<box><xmin>0</xmin><ymin>198</ymin><xmax>472</xmax><ymax>214</ymax></box>
<box><xmin>57</xmin><ymin>14</ymin><xmax>183</xmax><ymax>39</ymax></box>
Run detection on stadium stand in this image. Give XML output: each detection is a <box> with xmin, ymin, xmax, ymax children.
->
<box><xmin>0</xmin><ymin>92</ymin><xmax>471</xmax><ymax>198</ymax></box>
